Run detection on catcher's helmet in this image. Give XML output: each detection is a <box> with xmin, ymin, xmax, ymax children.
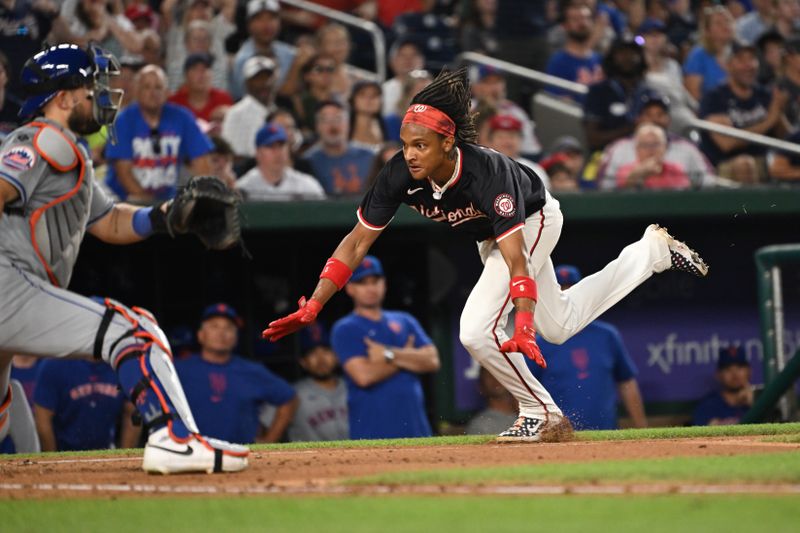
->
<box><xmin>19</xmin><ymin>43</ymin><xmax>123</xmax><ymax>140</ymax></box>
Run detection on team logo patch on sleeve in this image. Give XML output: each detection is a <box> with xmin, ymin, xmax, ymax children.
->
<box><xmin>493</xmin><ymin>193</ymin><xmax>516</xmax><ymax>218</ymax></box>
<box><xmin>1</xmin><ymin>146</ymin><xmax>36</xmax><ymax>171</ymax></box>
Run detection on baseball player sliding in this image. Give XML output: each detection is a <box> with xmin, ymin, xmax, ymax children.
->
<box><xmin>263</xmin><ymin>68</ymin><xmax>709</xmax><ymax>442</ymax></box>
<box><xmin>0</xmin><ymin>44</ymin><xmax>246</xmax><ymax>473</ymax></box>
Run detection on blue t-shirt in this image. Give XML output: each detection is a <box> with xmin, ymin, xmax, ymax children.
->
<box><xmin>583</xmin><ymin>79</ymin><xmax>641</xmax><ymax>140</ymax></box>
<box><xmin>692</xmin><ymin>392</ymin><xmax>749</xmax><ymax>426</ymax></box>
<box><xmin>105</xmin><ymin>103</ymin><xmax>213</xmax><ymax>200</ymax></box>
<box><xmin>33</xmin><ymin>359</ymin><xmax>124</xmax><ymax>451</ymax></box>
<box><xmin>683</xmin><ymin>46</ymin><xmax>727</xmax><ymax>97</ymax></box>
<box><xmin>302</xmin><ymin>144</ymin><xmax>376</xmax><ymax>197</ymax></box>
<box><xmin>175</xmin><ymin>354</ymin><xmax>295</xmax><ymax>444</ymax></box>
<box><xmin>545</xmin><ymin>50</ymin><xmax>603</xmax><ymax>103</ymax></box>
<box><xmin>699</xmin><ymin>83</ymin><xmax>772</xmax><ymax>165</ymax></box>
<box><xmin>527</xmin><ymin>321</ymin><xmax>637</xmax><ymax>430</ymax></box>
<box><xmin>331</xmin><ymin>310</ymin><xmax>434</xmax><ymax>439</ymax></box>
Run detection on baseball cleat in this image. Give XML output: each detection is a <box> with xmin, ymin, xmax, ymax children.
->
<box><xmin>647</xmin><ymin>224</ymin><xmax>709</xmax><ymax>277</ymax></box>
<box><xmin>142</xmin><ymin>426</ymin><xmax>249</xmax><ymax>474</ymax></box>
<box><xmin>495</xmin><ymin>415</ymin><xmax>574</xmax><ymax>443</ymax></box>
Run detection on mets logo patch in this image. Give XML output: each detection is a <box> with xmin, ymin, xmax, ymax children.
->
<box><xmin>1</xmin><ymin>146</ymin><xmax>36</xmax><ymax>171</ymax></box>
<box><xmin>388</xmin><ymin>321</ymin><xmax>403</xmax><ymax>334</ymax></box>
<box><xmin>493</xmin><ymin>193</ymin><xmax>516</xmax><ymax>218</ymax></box>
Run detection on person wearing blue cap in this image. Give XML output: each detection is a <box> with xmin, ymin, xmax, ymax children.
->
<box><xmin>330</xmin><ymin>256</ymin><xmax>440</xmax><ymax>439</ymax></box>
<box><xmin>175</xmin><ymin>303</ymin><xmax>298</xmax><ymax>443</ymax></box>
<box><xmin>524</xmin><ymin>265</ymin><xmax>647</xmax><ymax>431</ymax></box>
<box><xmin>287</xmin><ymin>322</ymin><xmax>349</xmax><ymax>442</ymax></box>
<box><xmin>692</xmin><ymin>346</ymin><xmax>754</xmax><ymax>426</ymax></box>
<box><xmin>235</xmin><ymin>123</ymin><xmax>325</xmax><ymax>201</ymax></box>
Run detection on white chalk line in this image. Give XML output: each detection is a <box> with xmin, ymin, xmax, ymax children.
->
<box><xmin>1</xmin><ymin>482</ymin><xmax>799</xmax><ymax>496</ymax></box>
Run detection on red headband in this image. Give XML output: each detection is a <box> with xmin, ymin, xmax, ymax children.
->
<box><xmin>402</xmin><ymin>104</ymin><xmax>456</xmax><ymax>137</ymax></box>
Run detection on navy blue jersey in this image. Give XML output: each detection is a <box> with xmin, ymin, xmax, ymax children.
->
<box><xmin>527</xmin><ymin>321</ymin><xmax>637</xmax><ymax>430</ymax></box>
<box><xmin>359</xmin><ymin>143</ymin><xmax>546</xmax><ymax>242</ymax></box>
<box><xmin>692</xmin><ymin>392</ymin><xmax>749</xmax><ymax>426</ymax></box>
<box><xmin>33</xmin><ymin>359</ymin><xmax>124</xmax><ymax>451</ymax></box>
<box><xmin>331</xmin><ymin>310</ymin><xmax>433</xmax><ymax>439</ymax></box>
<box><xmin>175</xmin><ymin>354</ymin><xmax>296</xmax><ymax>444</ymax></box>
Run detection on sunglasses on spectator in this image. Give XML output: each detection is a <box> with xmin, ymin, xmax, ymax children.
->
<box><xmin>312</xmin><ymin>65</ymin><xmax>336</xmax><ymax>73</ymax></box>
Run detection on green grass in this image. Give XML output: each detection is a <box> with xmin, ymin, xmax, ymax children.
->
<box><xmin>762</xmin><ymin>434</ymin><xmax>800</xmax><ymax>443</ymax></box>
<box><xmin>3</xmin><ymin>422</ymin><xmax>799</xmax><ymax>460</ymax></box>
<box><xmin>346</xmin><ymin>451</ymin><xmax>800</xmax><ymax>486</ymax></box>
<box><xmin>3</xmin><ymin>496</ymin><xmax>800</xmax><ymax>533</ymax></box>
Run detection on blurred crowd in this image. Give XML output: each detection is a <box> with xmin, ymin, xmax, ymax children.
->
<box><xmin>3</xmin><ymin>0</ymin><xmax>800</xmax><ymax>201</ymax></box>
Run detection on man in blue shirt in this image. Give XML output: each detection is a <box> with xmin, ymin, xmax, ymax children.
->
<box><xmin>33</xmin><ymin>358</ymin><xmax>140</xmax><ymax>451</ymax></box>
<box><xmin>331</xmin><ymin>256</ymin><xmax>440</xmax><ymax>439</ymax></box>
<box><xmin>176</xmin><ymin>303</ymin><xmax>297</xmax><ymax>444</ymax></box>
<box><xmin>302</xmin><ymin>101</ymin><xmax>376</xmax><ymax>197</ymax></box>
<box><xmin>545</xmin><ymin>3</ymin><xmax>603</xmax><ymax>104</ymax></box>
<box><xmin>105</xmin><ymin>65</ymin><xmax>213</xmax><ymax>201</ymax></box>
<box><xmin>692</xmin><ymin>346</ymin><xmax>754</xmax><ymax>426</ymax></box>
<box><xmin>526</xmin><ymin>265</ymin><xmax>647</xmax><ymax>430</ymax></box>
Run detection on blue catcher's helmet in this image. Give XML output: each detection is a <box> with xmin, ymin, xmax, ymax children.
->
<box><xmin>20</xmin><ymin>43</ymin><xmax>123</xmax><ymax>140</ymax></box>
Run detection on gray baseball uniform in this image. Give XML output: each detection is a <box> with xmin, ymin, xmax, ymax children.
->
<box><xmin>287</xmin><ymin>377</ymin><xmax>349</xmax><ymax>442</ymax></box>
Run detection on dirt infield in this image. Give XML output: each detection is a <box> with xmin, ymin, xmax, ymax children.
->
<box><xmin>1</xmin><ymin>436</ymin><xmax>798</xmax><ymax>499</ymax></box>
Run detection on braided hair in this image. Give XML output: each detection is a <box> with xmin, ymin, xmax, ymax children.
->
<box><xmin>409</xmin><ymin>67</ymin><xmax>478</xmax><ymax>145</ymax></box>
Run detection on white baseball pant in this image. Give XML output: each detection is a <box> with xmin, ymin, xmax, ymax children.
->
<box><xmin>459</xmin><ymin>191</ymin><xmax>671</xmax><ymax>421</ymax></box>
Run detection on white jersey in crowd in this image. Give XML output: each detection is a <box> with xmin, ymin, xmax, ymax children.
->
<box><xmin>221</xmin><ymin>95</ymin><xmax>273</xmax><ymax>158</ymax></box>
<box><xmin>597</xmin><ymin>133</ymin><xmax>716</xmax><ymax>189</ymax></box>
<box><xmin>236</xmin><ymin>166</ymin><xmax>326</xmax><ymax>201</ymax></box>
<box><xmin>287</xmin><ymin>377</ymin><xmax>349</xmax><ymax>442</ymax></box>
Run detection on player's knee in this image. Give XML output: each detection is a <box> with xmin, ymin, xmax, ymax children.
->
<box><xmin>459</xmin><ymin>328</ymin><xmax>493</xmax><ymax>356</ymax></box>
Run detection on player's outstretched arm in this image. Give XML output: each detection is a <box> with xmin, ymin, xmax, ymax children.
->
<box><xmin>88</xmin><ymin>203</ymin><xmax>152</xmax><ymax>244</ymax></box>
<box><xmin>496</xmin><ymin>231</ymin><xmax>546</xmax><ymax>368</ymax></box>
<box><xmin>262</xmin><ymin>222</ymin><xmax>384</xmax><ymax>342</ymax></box>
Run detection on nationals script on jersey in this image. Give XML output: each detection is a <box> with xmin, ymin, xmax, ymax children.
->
<box><xmin>358</xmin><ymin>144</ymin><xmax>547</xmax><ymax>242</ymax></box>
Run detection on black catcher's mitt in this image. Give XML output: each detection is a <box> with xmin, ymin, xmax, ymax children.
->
<box><xmin>165</xmin><ymin>175</ymin><xmax>241</xmax><ymax>250</ymax></box>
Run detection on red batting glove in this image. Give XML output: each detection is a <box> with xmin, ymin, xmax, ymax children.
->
<box><xmin>262</xmin><ymin>297</ymin><xmax>322</xmax><ymax>342</ymax></box>
<box><xmin>499</xmin><ymin>310</ymin><xmax>547</xmax><ymax>368</ymax></box>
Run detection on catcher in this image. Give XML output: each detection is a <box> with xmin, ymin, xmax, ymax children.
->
<box><xmin>0</xmin><ymin>44</ymin><xmax>244</xmax><ymax>473</ymax></box>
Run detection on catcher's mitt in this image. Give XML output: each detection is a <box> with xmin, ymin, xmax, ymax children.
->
<box><xmin>165</xmin><ymin>175</ymin><xmax>241</xmax><ymax>250</ymax></box>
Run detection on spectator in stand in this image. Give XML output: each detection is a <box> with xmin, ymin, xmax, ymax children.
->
<box><xmin>583</xmin><ymin>38</ymin><xmax>647</xmax><ymax>152</ymax></box>
<box><xmin>315</xmin><ymin>22</ymin><xmax>357</xmax><ymax>100</ymax></box>
<box><xmin>33</xmin><ymin>358</ymin><xmax>140</xmax><ymax>451</ymax></box>
<box><xmin>777</xmin><ymin>38</ymin><xmax>800</xmax><ymax>126</ymax></box>
<box><xmin>162</xmin><ymin>0</ymin><xmax>235</xmax><ymax>92</ymax></box>
<box><xmin>547</xmin><ymin>0</ymin><xmax>616</xmax><ymax>57</ymax></box>
<box><xmin>598</xmin><ymin>89</ymin><xmax>716</xmax><ymax>188</ymax></box>
<box><xmin>176</xmin><ymin>303</ymin><xmax>298</xmax><ymax>444</ymax></box>
<box><xmin>348</xmin><ymin>80</ymin><xmax>386</xmax><ymax>152</ymax></box>
<box><xmin>124</xmin><ymin>3</ymin><xmax>156</xmax><ymax>32</ymax></box>
<box><xmin>221</xmin><ymin>56</ymin><xmax>277</xmax><ymax>162</ymax></box>
<box><xmin>0</xmin><ymin>51</ymin><xmax>21</xmax><ymax>140</ymax></box>
<box><xmin>768</xmin><ymin>129</ymin><xmax>800</xmax><ymax>182</ymax></box>
<box><xmin>292</xmin><ymin>54</ymin><xmax>340</xmax><ymax>136</ymax></box>
<box><xmin>692</xmin><ymin>346</ymin><xmax>754</xmax><ymax>426</ymax></box>
<box><xmin>465</xmin><ymin>367</ymin><xmax>518</xmax><ymax>435</ymax></box>
<box><xmin>236</xmin><ymin>123</ymin><xmax>326</xmax><ymax>201</ymax></box>
<box><xmin>683</xmin><ymin>5</ymin><xmax>736</xmax><ymax>101</ymax></box>
<box><xmin>545</xmin><ymin>2</ymin><xmax>604</xmax><ymax>104</ymax></box>
<box><xmin>471</xmin><ymin>66</ymin><xmax>542</xmax><ymax>158</ymax></box>
<box><xmin>208</xmin><ymin>136</ymin><xmax>237</xmax><ymax>188</ymax></box>
<box><xmin>287</xmin><ymin>322</ymin><xmax>349</xmax><ymax>442</ymax></box>
<box><xmin>756</xmin><ymin>30</ymin><xmax>785</xmax><ymax>87</ymax></box>
<box><xmin>266</xmin><ymin>107</ymin><xmax>315</xmax><ymax>175</ymax></box>
<box><xmin>63</xmin><ymin>0</ymin><xmax>144</xmax><ymax>58</ymax></box>
<box><xmin>772</xmin><ymin>0</ymin><xmax>800</xmax><ymax>40</ymax></box>
<box><xmin>302</xmin><ymin>101</ymin><xmax>376</xmax><ymax>197</ymax></box>
<box><xmin>484</xmin><ymin>114</ymin><xmax>550</xmax><ymax>189</ymax></box>
<box><xmin>547</xmin><ymin>135</ymin><xmax>587</xmax><ymax>183</ymax></box>
<box><xmin>105</xmin><ymin>65</ymin><xmax>213</xmax><ymax>202</ymax></box>
<box><xmin>381</xmin><ymin>39</ymin><xmax>426</xmax><ymax>119</ymax></box>
<box><xmin>699</xmin><ymin>41</ymin><xmax>788</xmax><ymax>183</ymax></box>
<box><xmin>140</xmin><ymin>28</ymin><xmax>164</xmax><ymax>68</ymax></box>
<box><xmin>384</xmin><ymin>69</ymin><xmax>433</xmax><ymax>141</ymax></box>
<box><xmin>640</xmin><ymin>17</ymin><xmax>698</xmax><ymax>134</ymax></box>
<box><xmin>168</xmin><ymin>53</ymin><xmax>234</xmax><ymax>124</ymax></box>
<box><xmin>526</xmin><ymin>265</ymin><xmax>647</xmax><ymax>431</ymax></box>
<box><xmin>542</xmin><ymin>155</ymin><xmax>581</xmax><ymax>192</ymax></box>
<box><xmin>331</xmin><ymin>256</ymin><xmax>440</xmax><ymax>440</ymax></box>
<box><xmin>231</xmin><ymin>0</ymin><xmax>295</xmax><ymax>100</ymax></box>
<box><xmin>665</xmin><ymin>0</ymin><xmax>697</xmax><ymax>59</ymax></box>
<box><xmin>736</xmin><ymin>0</ymin><xmax>775</xmax><ymax>44</ymax></box>
<box><xmin>614</xmin><ymin>123</ymin><xmax>692</xmax><ymax>189</ymax></box>
<box><xmin>459</xmin><ymin>0</ymin><xmax>500</xmax><ymax>56</ymax></box>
